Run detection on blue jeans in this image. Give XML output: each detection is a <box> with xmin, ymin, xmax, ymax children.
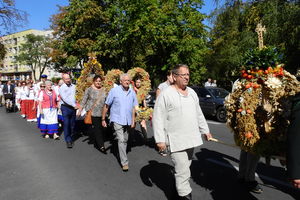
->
<box><xmin>61</xmin><ymin>105</ymin><xmax>76</xmax><ymax>142</ymax></box>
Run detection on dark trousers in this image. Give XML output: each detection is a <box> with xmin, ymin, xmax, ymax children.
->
<box><xmin>61</xmin><ymin>105</ymin><xmax>76</xmax><ymax>143</ymax></box>
<box><xmin>238</xmin><ymin>150</ymin><xmax>260</xmax><ymax>181</ymax></box>
<box><xmin>91</xmin><ymin>116</ymin><xmax>105</xmax><ymax>148</ymax></box>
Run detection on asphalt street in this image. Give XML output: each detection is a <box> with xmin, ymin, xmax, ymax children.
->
<box><xmin>0</xmin><ymin>108</ymin><xmax>299</xmax><ymax>200</ymax></box>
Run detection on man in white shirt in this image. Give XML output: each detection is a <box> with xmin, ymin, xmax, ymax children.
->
<box><xmin>204</xmin><ymin>78</ymin><xmax>212</xmax><ymax>87</ymax></box>
<box><xmin>153</xmin><ymin>64</ymin><xmax>212</xmax><ymax>200</ymax></box>
<box><xmin>156</xmin><ymin>70</ymin><xmax>174</xmax><ymax>98</ymax></box>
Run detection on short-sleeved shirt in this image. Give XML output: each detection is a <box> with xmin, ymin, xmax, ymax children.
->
<box><xmin>105</xmin><ymin>85</ymin><xmax>138</xmax><ymax>126</ymax></box>
<box><xmin>158</xmin><ymin>81</ymin><xmax>170</xmax><ymax>91</ymax></box>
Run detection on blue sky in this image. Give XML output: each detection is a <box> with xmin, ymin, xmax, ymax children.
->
<box><xmin>7</xmin><ymin>0</ymin><xmax>217</xmax><ymax>34</ymax></box>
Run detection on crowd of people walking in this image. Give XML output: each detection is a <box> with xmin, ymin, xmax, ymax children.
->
<box><xmin>1</xmin><ymin>64</ymin><xmax>300</xmax><ymax>200</ymax></box>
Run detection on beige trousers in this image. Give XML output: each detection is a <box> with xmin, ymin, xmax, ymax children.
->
<box><xmin>170</xmin><ymin>148</ymin><xmax>194</xmax><ymax>196</ymax></box>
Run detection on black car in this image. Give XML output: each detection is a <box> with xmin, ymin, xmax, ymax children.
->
<box><xmin>191</xmin><ymin>86</ymin><xmax>229</xmax><ymax>122</ymax></box>
<box><xmin>145</xmin><ymin>91</ymin><xmax>156</xmax><ymax>108</ymax></box>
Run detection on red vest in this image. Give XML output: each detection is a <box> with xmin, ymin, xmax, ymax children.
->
<box><xmin>41</xmin><ymin>91</ymin><xmax>58</xmax><ymax>109</ymax></box>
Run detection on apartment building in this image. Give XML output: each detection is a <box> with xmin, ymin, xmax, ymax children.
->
<box><xmin>0</xmin><ymin>29</ymin><xmax>60</xmax><ymax>82</ymax></box>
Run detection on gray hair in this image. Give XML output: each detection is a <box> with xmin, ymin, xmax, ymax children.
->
<box><xmin>172</xmin><ymin>64</ymin><xmax>189</xmax><ymax>75</ymax></box>
<box><xmin>45</xmin><ymin>81</ymin><xmax>52</xmax><ymax>86</ymax></box>
<box><xmin>120</xmin><ymin>73</ymin><xmax>131</xmax><ymax>81</ymax></box>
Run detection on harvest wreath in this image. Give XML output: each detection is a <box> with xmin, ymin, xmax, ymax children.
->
<box><xmin>103</xmin><ymin>69</ymin><xmax>124</xmax><ymax>93</ymax></box>
<box><xmin>225</xmin><ymin>47</ymin><xmax>300</xmax><ymax>156</ymax></box>
<box><xmin>76</xmin><ymin>54</ymin><xmax>105</xmax><ymax>102</ymax></box>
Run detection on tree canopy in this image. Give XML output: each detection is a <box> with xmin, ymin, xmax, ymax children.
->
<box><xmin>15</xmin><ymin>34</ymin><xmax>52</xmax><ymax>81</ymax></box>
<box><xmin>206</xmin><ymin>0</ymin><xmax>300</xmax><ymax>81</ymax></box>
<box><xmin>51</xmin><ymin>0</ymin><xmax>209</xmax><ymax>85</ymax></box>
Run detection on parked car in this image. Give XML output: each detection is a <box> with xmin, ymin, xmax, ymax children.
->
<box><xmin>145</xmin><ymin>90</ymin><xmax>156</xmax><ymax>108</ymax></box>
<box><xmin>191</xmin><ymin>86</ymin><xmax>229</xmax><ymax>122</ymax></box>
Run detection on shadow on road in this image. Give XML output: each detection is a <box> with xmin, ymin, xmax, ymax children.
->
<box><xmin>256</xmin><ymin>161</ymin><xmax>300</xmax><ymax>199</ymax></box>
<box><xmin>140</xmin><ymin>160</ymin><xmax>179</xmax><ymax>200</ymax></box>
<box><xmin>192</xmin><ymin>148</ymin><xmax>258</xmax><ymax>200</ymax></box>
<box><xmin>192</xmin><ymin>148</ymin><xmax>300</xmax><ymax>200</ymax></box>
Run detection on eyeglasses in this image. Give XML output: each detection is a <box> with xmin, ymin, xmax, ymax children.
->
<box><xmin>175</xmin><ymin>73</ymin><xmax>190</xmax><ymax>78</ymax></box>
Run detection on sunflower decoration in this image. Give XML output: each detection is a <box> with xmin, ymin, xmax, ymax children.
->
<box><xmin>225</xmin><ymin>47</ymin><xmax>300</xmax><ymax>156</ymax></box>
<box><xmin>103</xmin><ymin>69</ymin><xmax>124</xmax><ymax>93</ymax></box>
<box><xmin>76</xmin><ymin>53</ymin><xmax>105</xmax><ymax>102</ymax></box>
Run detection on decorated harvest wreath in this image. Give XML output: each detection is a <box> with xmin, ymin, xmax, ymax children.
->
<box><xmin>225</xmin><ymin>47</ymin><xmax>300</xmax><ymax>156</ymax></box>
<box><xmin>76</xmin><ymin>54</ymin><xmax>105</xmax><ymax>102</ymax></box>
<box><xmin>127</xmin><ymin>67</ymin><xmax>151</xmax><ymax>105</ymax></box>
<box><xmin>103</xmin><ymin>69</ymin><xmax>124</xmax><ymax>93</ymax></box>
<box><xmin>127</xmin><ymin>67</ymin><xmax>152</xmax><ymax>122</ymax></box>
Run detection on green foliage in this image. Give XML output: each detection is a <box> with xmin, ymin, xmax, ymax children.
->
<box><xmin>15</xmin><ymin>34</ymin><xmax>52</xmax><ymax>81</ymax></box>
<box><xmin>0</xmin><ymin>42</ymin><xmax>6</xmax><ymax>60</ymax></box>
<box><xmin>51</xmin><ymin>0</ymin><xmax>208</xmax><ymax>85</ymax></box>
<box><xmin>207</xmin><ymin>0</ymin><xmax>300</xmax><ymax>81</ymax></box>
<box><xmin>242</xmin><ymin>46</ymin><xmax>284</xmax><ymax>70</ymax></box>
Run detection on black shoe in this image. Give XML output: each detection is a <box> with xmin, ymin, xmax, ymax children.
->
<box><xmin>180</xmin><ymin>193</ymin><xmax>192</xmax><ymax>200</ymax></box>
<box><xmin>247</xmin><ymin>181</ymin><xmax>263</xmax><ymax>194</ymax></box>
<box><xmin>100</xmin><ymin>146</ymin><xmax>107</xmax><ymax>154</ymax></box>
<box><xmin>66</xmin><ymin>142</ymin><xmax>73</xmax><ymax>148</ymax></box>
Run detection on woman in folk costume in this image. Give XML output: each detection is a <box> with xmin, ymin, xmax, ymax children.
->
<box><xmin>36</xmin><ymin>83</ymin><xmax>46</xmax><ymax>129</ymax></box>
<box><xmin>14</xmin><ymin>81</ymin><xmax>22</xmax><ymax>110</ymax></box>
<box><xmin>38</xmin><ymin>81</ymin><xmax>59</xmax><ymax>139</ymax></box>
<box><xmin>18</xmin><ymin>81</ymin><xmax>28</xmax><ymax>118</ymax></box>
<box><xmin>25</xmin><ymin>80</ymin><xmax>37</xmax><ymax>122</ymax></box>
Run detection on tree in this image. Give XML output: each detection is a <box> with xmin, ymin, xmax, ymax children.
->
<box><xmin>207</xmin><ymin>0</ymin><xmax>300</xmax><ymax>81</ymax></box>
<box><xmin>0</xmin><ymin>0</ymin><xmax>27</xmax><ymax>62</ymax></box>
<box><xmin>0</xmin><ymin>42</ymin><xmax>5</xmax><ymax>60</ymax></box>
<box><xmin>0</xmin><ymin>0</ymin><xmax>27</xmax><ymax>34</ymax></box>
<box><xmin>15</xmin><ymin>34</ymin><xmax>52</xmax><ymax>81</ymax></box>
<box><xmin>51</xmin><ymin>0</ymin><xmax>209</xmax><ymax>85</ymax></box>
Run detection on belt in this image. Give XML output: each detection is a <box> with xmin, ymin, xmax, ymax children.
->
<box><xmin>61</xmin><ymin>104</ymin><xmax>75</xmax><ymax>109</ymax></box>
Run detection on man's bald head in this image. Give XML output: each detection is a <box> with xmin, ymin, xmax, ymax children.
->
<box><xmin>62</xmin><ymin>73</ymin><xmax>71</xmax><ymax>85</ymax></box>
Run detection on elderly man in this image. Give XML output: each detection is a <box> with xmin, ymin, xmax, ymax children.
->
<box><xmin>102</xmin><ymin>73</ymin><xmax>138</xmax><ymax>172</ymax></box>
<box><xmin>59</xmin><ymin>74</ymin><xmax>79</xmax><ymax>148</ymax></box>
<box><xmin>153</xmin><ymin>64</ymin><xmax>212</xmax><ymax>200</ymax></box>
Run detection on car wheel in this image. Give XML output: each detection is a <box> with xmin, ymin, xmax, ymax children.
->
<box><xmin>216</xmin><ymin>107</ymin><xmax>226</xmax><ymax>122</ymax></box>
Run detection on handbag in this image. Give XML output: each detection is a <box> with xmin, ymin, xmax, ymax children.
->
<box><xmin>84</xmin><ymin>110</ymin><xmax>93</xmax><ymax>124</ymax></box>
<box><xmin>84</xmin><ymin>89</ymin><xmax>102</xmax><ymax>125</ymax></box>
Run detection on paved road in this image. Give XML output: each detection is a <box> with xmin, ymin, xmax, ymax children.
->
<box><xmin>0</xmin><ymin>108</ymin><xmax>299</xmax><ymax>200</ymax></box>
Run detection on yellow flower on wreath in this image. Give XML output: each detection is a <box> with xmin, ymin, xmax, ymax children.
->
<box><xmin>76</xmin><ymin>53</ymin><xmax>105</xmax><ymax>102</ymax></box>
<box><xmin>103</xmin><ymin>69</ymin><xmax>124</xmax><ymax>93</ymax></box>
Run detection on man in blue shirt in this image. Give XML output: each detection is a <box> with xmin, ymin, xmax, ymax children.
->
<box><xmin>102</xmin><ymin>73</ymin><xmax>138</xmax><ymax>172</ymax></box>
<box><xmin>59</xmin><ymin>73</ymin><xmax>80</xmax><ymax>148</ymax></box>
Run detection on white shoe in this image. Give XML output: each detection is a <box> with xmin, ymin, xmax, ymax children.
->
<box><xmin>44</xmin><ymin>134</ymin><xmax>49</xmax><ymax>139</ymax></box>
<box><xmin>53</xmin><ymin>134</ymin><xmax>60</xmax><ymax>140</ymax></box>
